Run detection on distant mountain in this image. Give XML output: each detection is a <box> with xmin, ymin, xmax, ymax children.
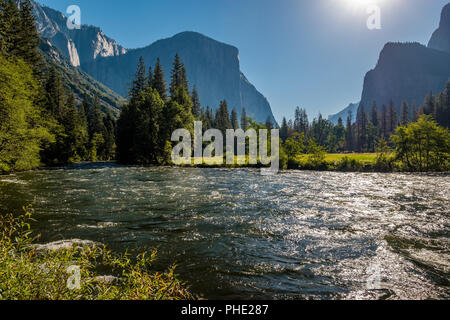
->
<box><xmin>331</xmin><ymin>3</ymin><xmax>450</xmax><ymax>118</ymax></box>
<box><xmin>328</xmin><ymin>102</ymin><xmax>359</xmax><ymax>125</ymax></box>
<box><xmin>428</xmin><ymin>3</ymin><xmax>450</xmax><ymax>54</ymax></box>
<box><xmin>82</xmin><ymin>32</ymin><xmax>276</xmax><ymax>124</ymax></box>
<box><xmin>40</xmin><ymin>40</ymin><xmax>125</xmax><ymax>116</ymax></box>
<box><xmin>29</xmin><ymin>0</ymin><xmax>126</xmax><ymax>67</ymax></box>
<box><xmin>360</xmin><ymin>42</ymin><xmax>450</xmax><ymax>110</ymax></box>
<box><xmin>30</xmin><ymin>1</ymin><xmax>276</xmax><ymax>124</ymax></box>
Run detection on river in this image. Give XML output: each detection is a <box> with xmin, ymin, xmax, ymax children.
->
<box><xmin>0</xmin><ymin>163</ymin><xmax>449</xmax><ymax>299</ymax></box>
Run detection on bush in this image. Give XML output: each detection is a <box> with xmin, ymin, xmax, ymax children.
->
<box><xmin>0</xmin><ymin>208</ymin><xmax>194</xmax><ymax>300</ymax></box>
<box><xmin>392</xmin><ymin>115</ymin><xmax>450</xmax><ymax>172</ymax></box>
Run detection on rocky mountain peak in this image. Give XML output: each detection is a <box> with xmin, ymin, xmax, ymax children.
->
<box><xmin>428</xmin><ymin>3</ymin><xmax>450</xmax><ymax>53</ymax></box>
<box><xmin>30</xmin><ymin>0</ymin><xmax>126</xmax><ymax>67</ymax></box>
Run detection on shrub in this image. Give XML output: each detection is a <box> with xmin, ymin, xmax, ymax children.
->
<box><xmin>0</xmin><ymin>208</ymin><xmax>194</xmax><ymax>300</ymax></box>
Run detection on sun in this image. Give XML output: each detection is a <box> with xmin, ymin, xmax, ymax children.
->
<box><xmin>342</xmin><ymin>0</ymin><xmax>382</xmax><ymax>10</ymax></box>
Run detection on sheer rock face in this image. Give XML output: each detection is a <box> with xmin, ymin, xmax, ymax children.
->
<box><xmin>428</xmin><ymin>4</ymin><xmax>450</xmax><ymax>54</ymax></box>
<box><xmin>334</xmin><ymin>4</ymin><xmax>450</xmax><ymax>117</ymax></box>
<box><xmin>360</xmin><ymin>42</ymin><xmax>450</xmax><ymax>111</ymax></box>
<box><xmin>30</xmin><ymin>0</ymin><xmax>126</xmax><ymax>67</ymax></box>
<box><xmin>30</xmin><ymin>1</ymin><xmax>276</xmax><ymax>123</ymax></box>
<box><xmin>82</xmin><ymin>31</ymin><xmax>276</xmax><ymax>123</ymax></box>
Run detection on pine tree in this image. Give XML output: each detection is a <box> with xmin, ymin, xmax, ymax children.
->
<box><xmin>151</xmin><ymin>58</ymin><xmax>168</xmax><ymax>102</ymax></box>
<box><xmin>103</xmin><ymin>112</ymin><xmax>116</xmax><ymax>161</ymax></box>
<box><xmin>60</xmin><ymin>92</ymin><xmax>89</xmax><ymax>162</ymax></box>
<box><xmin>0</xmin><ymin>0</ymin><xmax>21</xmax><ymax>58</ymax></box>
<box><xmin>0</xmin><ymin>0</ymin><xmax>6</xmax><ymax>54</ymax></box>
<box><xmin>215</xmin><ymin>100</ymin><xmax>232</xmax><ymax>134</ymax></box>
<box><xmin>191</xmin><ymin>86</ymin><xmax>201</xmax><ymax>118</ymax></box>
<box><xmin>280</xmin><ymin>117</ymin><xmax>289</xmax><ymax>142</ymax></box>
<box><xmin>335</xmin><ymin>117</ymin><xmax>346</xmax><ymax>152</ymax></box>
<box><xmin>294</xmin><ymin>107</ymin><xmax>309</xmax><ymax>135</ymax></box>
<box><xmin>206</xmin><ymin>106</ymin><xmax>215</xmax><ymax>129</ymax></box>
<box><xmin>381</xmin><ymin>104</ymin><xmax>388</xmax><ymax>138</ymax></box>
<box><xmin>88</xmin><ymin>95</ymin><xmax>106</xmax><ymax>138</ymax></box>
<box><xmin>170</xmin><ymin>54</ymin><xmax>188</xmax><ymax>95</ymax></box>
<box><xmin>231</xmin><ymin>109</ymin><xmax>239</xmax><ymax>130</ymax></box>
<box><xmin>411</xmin><ymin>102</ymin><xmax>418</xmax><ymax>122</ymax></box>
<box><xmin>442</xmin><ymin>82</ymin><xmax>450</xmax><ymax>128</ymax></box>
<box><xmin>147</xmin><ymin>66</ymin><xmax>153</xmax><ymax>88</ymax></box>
<box><xmin>44</xmin><ymin>66</ymin><xmax>66</xmax><ymax>118</ymax></box>
<box><xmin>388</xmin><ymin>101</ymin><xmax>398</xmax><ymax>136</ymax></box>
<box><xmin>129</xmin><ymin>56</ymin><xmax>146</xmax><ymax>99</ymax></box>
<box><xmin>346</xmin><ymin>111</ymin><xmax>353</xmax><ymax>152</ymax></box>
<box><xmin>18</xmin><ymin>0</ymin><xmax>41</xmax><ymax>69</ymax></box>
<box><xmin>133</xmin><ymin>88</ymin><xmax>165</xmax><ymax>164</ymax></box>
<box><xmin>265</xmin><ymin>116</ymin><xmax>274</xmax><ymax>130</ymax></box>
<box><xmin>240</xmin><ymin>108</ymin><xmax>248</xmax><ymax>131</ymax></box>
<box><xmin>370</xmin><ymin>101</ymin><xmax>379</xmax><ymax>127</ymax></box>
<box><xmin>356</xmin><ymin>104</ymin><xmax>368</xmax><ymax>152</ymax></box>
<box><xmin>423</xmin><ymin>93</ymin><xmax>435</xmax><ymax>115</ymax></box>
<box><xmin>401</xmin><ymin>101</ymin><xmax>409</xmax><ymax>125</ymax></box>
<box><xmin>87</xmin><ymin>95</ymin><xmax>107</xmax><ymax>161</ymax></box>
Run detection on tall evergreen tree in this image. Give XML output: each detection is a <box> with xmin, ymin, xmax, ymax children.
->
<box><xmin>280</xmin><ymin>117</ymin><xmax>289</xmax><ymax>142</ymax></box>
<box><xmin>0</xmin><ymin>0</ymin><xmax>6</xmax><ymax>54</ymax></box>
<box><xmin>370</xmin><ymin>101</ymin><xmax>379</xmax><ymax>127</ymax></box>
<box><xmin>129</xmin><ymin>56</ymin><xmax>146</xmax><ymax>99</ymax></box>
<box><xmin>401</xmin><ymin>101</ymin><xmax>410</xmax><ymax>125</ymax></box>
<box><xmin>346</xmin><ymin>111</ymin><xmax>353</xmax><ymax>152</ymax></box>
<box><xmin>18</xmin><ymin>0</ymin><xmax>41</xmax><ymax>69</ymax></box>
<box><xmin>265</xmin><ymin>116</ymin><xmax>274</xmax><ymax>131</ymax></box>
<box><xmin>240</xmin><ymin>108</ymin><xmax>248</xmax><ymax>131</ymax></box>
<box><xmin>294</xmin><ymin>107</ymin><xmax>309</xmax><ymax>135</ymax></box>
<box><xmin>411</xmin><ymin>102</ymin><xmax>418</xmax><ymax>122</ymax></box>
<box><xmin>170</xmin><ymin>53</ymin><xmax>188</xmax><ymax>95</ymax></box>
<box><xmin>215</xmin><ymin>100</ymin><xmax>232</xmax><ymax>134</ymax></box>
<box><xmin>231</xmin><ymin>109</ymin><xmax>239</xmax><ymax>130</ymax></box>
<box><xmin>356</xmin><ymin>104</ymin><xmax>368</xmax><ymax>152</ymax></box>
<box><xmin>103</xmin><ymin>112</ymin><xmax>116</xmax><ymax>161</ymax></box>
<box><xmin>191</xmin><ymin>86</ymin><xmax>201</xmax><ymax>118</ymax></box>
<box><xmin>147</xmin><ymin>66</ymin><xmax>153</xmax><ymax>88</ymax></box>
<box><xmin>151</xmin><ymin>58</ymin><xmax>168</xmax><ymax>102</ymax></box>
<box><xmin>381</xmin><ymin>104</ymin><xmax>388</xmax><ymax>138</ymax></box>
<box><xmin>423</xmin><ymin>93</ymin><xmax>435</xmax><ymax>115</ymax></box>
<box><xmin>44</xmin><ymin>66</ymin><xmax>66</xmax><ymax>118</ymax></box>
<box><xmin>133</xmin><ymin>88</ymin><xmax>165</xmax><ymax>164</ymax></box>
<box><xmin>388</xmin><ymin>101</ymin><xmax>398</xmax><ymax>136</ymax></box>
<box><xmin>0</xmin><ymin>0</ymin><xmax>21</xmax><ymax>58</ymax></box>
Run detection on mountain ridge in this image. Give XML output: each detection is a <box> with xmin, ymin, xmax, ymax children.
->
<box><xmin>332</xmin><ymin>3</ymin><xmax>450</xmax><ymax>119</ymax></box>
<box><xmin>30</xmin><ymin>1</ymin><xmax>276</xmax><ymax>124</ymax></box>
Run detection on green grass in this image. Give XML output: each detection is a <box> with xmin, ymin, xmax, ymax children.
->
<box><xmin>296</xmin><ymin>153</ymin><xmax>378</xmax><ymax>163</ymax></box>
<box><xmin>173</xmin><ymin>153</ymin><xmax>399</xmax><ymax>172</ymax></box>
<box><xmin>290</xmin><ymin>153</ymin><xmax>396</xmax><ymax>172</ymax></box>
<box><xmin>0</xmin><ymin>209</ymin><xmax>194</xmax><ymax>300</ymax></box>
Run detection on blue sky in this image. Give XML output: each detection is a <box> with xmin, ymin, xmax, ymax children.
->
<box><xmin>38</xmin><ymin>0</ymin><xmax>449</xmax><ymax>123</ymax></box>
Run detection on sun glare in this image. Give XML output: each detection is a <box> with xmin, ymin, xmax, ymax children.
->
<box><xmin>342</xmin><ymin>0</ymin><xmax>383</xmax><ymax>10</ymax></box>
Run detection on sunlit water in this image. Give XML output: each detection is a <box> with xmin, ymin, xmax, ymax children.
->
<box><xmin>0</xmin><ymin>163</ymin><xmax>449</xmax><ymax>299</ymax></box>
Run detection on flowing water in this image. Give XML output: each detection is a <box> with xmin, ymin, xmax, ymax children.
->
<box><xmin>0</xmin><ymin>163</ymin><xmax>449</xmax><ymax>299</ymax></box>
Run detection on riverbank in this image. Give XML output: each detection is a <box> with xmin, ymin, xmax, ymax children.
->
<box><xmin>0</xmin><ymin>211</ymin><xmax>194</xmax><ymax>300</ymax></box>
<box><xmin>1</xmin><ymin>152</ymin><xmax>448</xmax><ymax>175</ymax></box>
<box><xmin>287</xmin><ymin>153</ymin><xmax>394</xmax><ymax>172</ymax></box>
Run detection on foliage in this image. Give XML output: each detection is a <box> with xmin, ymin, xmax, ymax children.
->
<box><xmin>117</xmin><ymin>55</ymin><xmax>195</xmax><ymax>165</ymax></box>
<box><xmin>283</xmin><ymin>133</ymin><xmax>305</xmax><ymax>158</ymax></box>
<box><xmin>0</xmin><ymin>209</ymin><xmax>194</xmax><ymax>300</ymax></box>
<box><xmin>391</xmin><ymin>115</ymin><xmax>449</xmax><ymax>172</ymax></box>
<box><xmin>0</xmin><ymin>55</ymin><xmax>53</xmax><ymax>173</ymax></box>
